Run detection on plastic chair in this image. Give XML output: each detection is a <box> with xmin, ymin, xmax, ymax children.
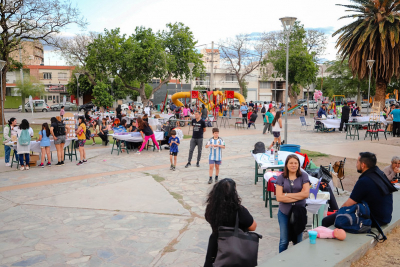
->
<box><xmin>300</xmin><ymin>116</ymin><xmax>311</xmax><ymax>131</ymax></box>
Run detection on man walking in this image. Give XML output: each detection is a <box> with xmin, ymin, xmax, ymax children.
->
<box><xmin>339</xmin><ymin>101</ymin><xmax>350</xmax><ymax>132</ymax></box>
<box><xmin>185</xmin><ymin>111</ymin><xmax>206</xmax><ymax>168</ymax></box>
<box><xmin>390</xmin><ymin>104</ymin><xmax>400</xmax><ymax>137</ymax></box>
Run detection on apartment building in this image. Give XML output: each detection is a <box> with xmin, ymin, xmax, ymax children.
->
<box><xmin>9</xmin><ymin>40</ymin><xmax>44</xmax><ymax>66</ymax></box>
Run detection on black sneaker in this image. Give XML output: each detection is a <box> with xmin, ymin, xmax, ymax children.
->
<box><xmin>196</xmin><ymin>163</ymin><xmax>200</xmax><ymax>167</ymax></box>
<box><xmin>215</xmin><ymin>177</ymin><xmax>218</xmax><ymax>183</ymax></box>
<box><xmin>55</xmin><ymin>162</ymin><xmax>62</xmax><ymax>166</ymax></box>
<box><xmin>172</xmin><ymin>166</ymin><xmax>176</xmax><ymax>171</ymax></box>
<box><xmin>61</xmin><ymin>161</ymin><xmax>65</xmax><ymax>165</ymax></box>
<box><xmin>77</xmin><ymin>161</ymin><xmax>83</xmax><ymax>166</ymax></box>
<box><xmin>208</xmin><ymin>178</ymin><xmax>213</xmax><ymax>184</ymax></box>
<box><xmin>170</xmin><ymin>165</ymin><xmax>173</xmax><ymax>170</ymax></box>
<box><xmin>83</xmin><ymin>160</ymin><xmax>87</xmax><ymax>164</ymax></box>
<box><xmin>185</xmin><ymin>163</ymin><xmax>191</xmax><ymax>168</ymax></box>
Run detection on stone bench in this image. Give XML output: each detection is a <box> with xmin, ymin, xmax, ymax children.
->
<box><xmin>259</xmin><ymin>192</ymin><xmax>400</xmax><ymax>267</ymax></box>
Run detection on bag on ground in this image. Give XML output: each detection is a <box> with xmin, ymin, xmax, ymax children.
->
<box><xmin>214</xmin><ymin>213</ymin><xmax>262</xmax><ymax>267</ymax></box>
<box><xmin>18</xmin><ymin>129</ymin><xmax>31</xmax><ymax>146</ymax></box>
<box><xmin>252</xmin><ymin>142</ymin><xmax>265</xmax><ymax>154</ymax></box>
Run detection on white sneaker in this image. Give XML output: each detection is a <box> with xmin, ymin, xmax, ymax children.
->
<box><xmin>25</xmin><ymin>165</ymin><xmax>29</xmax><ymax>170</ymax></box>
<box><xmin>5</xmin><ymin>163</ymin><xmax>11</xmax><ymax>167</ymax></box>
<box><xmin>92</xmin><ymin>143</ymin><xmax>95</xmax><ymax>146</ymax></box>
<box><xmin>20</xmin><ymin>166</ymin><xmax>25</xmax><ymax>171</ymax></box>
<box><xmin>158</xmin><ymin>149</ymin><xmax>161</xmax><ymax>152</ymax></box>
<box><xmin>136</xmin><ymin>151</ymin><xmax>141</xmax><ymax>154</ymax></box>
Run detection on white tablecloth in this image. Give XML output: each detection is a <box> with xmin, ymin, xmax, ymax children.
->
<box><xmin>252</xmin><ymin>151</ymin><xmax>305</xmax><ymax>169</ymax></box>
<box><xmin>6</xmin><ymin>139</ymin><xmax>75</xmax><ymax>153</ymax></box>
<box><xmin>160</xmin><ymin>114</ymin><xmax>175</xmax><ymax>119</ymax></box>
<box><xmin>111</xmin><ymin>131</ymin><xmax>164</xmax><ymax>142</ymax></box>
<box><xmin>320</xmin><ymin>116</ymin><xmax>387</xmax><ymax>129</ymax></box>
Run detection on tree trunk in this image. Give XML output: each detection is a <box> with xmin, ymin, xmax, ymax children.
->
<box><xmin>375</xmin><ymin>78</ymin><xmax>387</xmax><ymax>110</ymax></box>
<box><xmin>288</xmin><ymin>84</ymin><xmax>297</xmax><ymax>106</ymax></box>
<box><xmin>307</xmin><ymin>87</ymin><xmax>309</xmax><ymax>109</ymax></box>
<box><xmin>139</xmin><ymin>83</ymin><xmax>149</xmax><ymax>107</ymax></box>
<box><xmin>357</xmin><ymin>85</ymin><xmax>361</xmax><ymax>107</ymax></box>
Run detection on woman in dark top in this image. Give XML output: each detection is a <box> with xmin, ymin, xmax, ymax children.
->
<box><xmin>201</xmin><ymin>104</ymin><xmax>208</xmax><ymax>120</ymax></box>
<box><xmin>98</xmin><ymin>118</ymin><xmax>109</xmax><ymax>145</ymax></box>
<box><xmin>204</xmin><ymin>178</ymin><xmax>257</xmax><ymax>267</ymax></box>
<box><xmin>351</xmin><ymin>106</ymin><xmax>362</xmax><ymax>117</ymax></box>
<box><xmin>136</xmin><ymin>117</ymin><xmax>160</xmax><ymax>154</ymax></box>
<box><xmin>275</xmin><ymin>154</ymin><xmax>310</xmax><ymax>253</ymax></box>
<box><xmin>116</xmin><ymin>105</ymin><xmax>122</xmax><ymax>121</ymax></box>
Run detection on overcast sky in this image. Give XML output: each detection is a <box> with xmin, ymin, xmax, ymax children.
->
<box><xmin>46</xmin><ymin>0</ymin><xmax>353</xmax><ymax>65</ymax></box>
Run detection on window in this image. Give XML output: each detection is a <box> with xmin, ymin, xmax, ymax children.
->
<box><xmin>43</xmin><ymin>72</ymin><xmax>52</xmax><ymax>79</ymax></box>
<box><xmin>259</xmin><ymin>81</ymin><xmax>272</xmax><ymax>89</ymax></box>
<box><xmin>58</xmin><ymin>73</ymin><xmax>67</xmax><ymax>79</ymax></box>
<box><xmin>225</xmin><ymin>74</ymin><xmax>237</xmax><ymax>82</ymax></box>
<box><xmin>48</xmin><ymin>96</ymin><xmax>52</xmax><ymax>100</ymax></box>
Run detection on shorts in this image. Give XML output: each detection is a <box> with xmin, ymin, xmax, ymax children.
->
<box><xmin>272</xmin><ymin>132</ymin><xmax>281</xmax><ymax>138</ymax></box>
<box><xmin>40</xmin><ymin>146</ymin><xmax>50</xmax><ymax>149</ymax></box>
<box><xmin>78</xmin><ymin>139</ymin><xmax>86</xmax><ymax>147</ymax></box>
<box><xmin>54</xmin><ymin>135</ymin><xmax>66</xmax><ymax>144</ymax></box>
<box><xmin>209</xmin><ymin>160</ymin><xmax>222</xmax><ymax>165</ymax></box>
<box><xmin>170</xmin><ymin>151</ymin><xmax>178</xmax><ymax>156</ymax></box>
<box><xmin>184</xmin><ymin>115</ymin><xmax>190</xmax><ymax>118</ymax></box>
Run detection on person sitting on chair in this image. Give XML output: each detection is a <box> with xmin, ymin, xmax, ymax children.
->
<box><xmin>351</xmin><ymin>106</ymin><xmax>362</xmax><ymax>117</ymax></box>
<box><xmin>317</xmin><ymin>105</ymin><xmax>327</xmax><ymax>118</ymax></box>
<box><xmin>322</xmin><ymin>152</ymin><xmax>397</xmax><ymax>228</ymax></box>
<box><xmin>383</xmin><ymin>156</ymin><xmax>400</xmax><ymax>182</ymax></box>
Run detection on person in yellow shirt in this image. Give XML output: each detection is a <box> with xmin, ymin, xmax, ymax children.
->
<box><xmin>75</xmin><ymin>116</ymin><xmax>87</xmax><ymax>166</ymax></box>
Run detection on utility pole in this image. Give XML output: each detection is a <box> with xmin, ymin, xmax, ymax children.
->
<box><xmin>210</xmin><ymin>41</ymin><xmax>214</xmax><ymax>91</ymax></box>
<box><xmin>19</xmin><ymin>45</ymin><xmax>25</xmax><ymax>113</ymax></box>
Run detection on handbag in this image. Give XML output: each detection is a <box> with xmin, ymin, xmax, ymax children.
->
<box><xmin>318</xmin><ymin>165</ymin><xmax>332</xmax><ymax>183</ymax></box>
<box><xmin>214</xmin><ymin>213</ymin><xmax>262</xmax><ymax>267</ymax></box>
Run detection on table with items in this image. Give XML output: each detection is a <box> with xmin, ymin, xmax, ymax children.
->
<box><xmin>109</xmin><ymin>131</ymin><xmax>164</xmax><ymax>155</ymax></box>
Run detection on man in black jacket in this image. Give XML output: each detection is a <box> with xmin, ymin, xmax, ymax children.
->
<box><xmin>339</xmin><ymin>102</ymin><xmax>350</xmax><ymax>132</ymax></box>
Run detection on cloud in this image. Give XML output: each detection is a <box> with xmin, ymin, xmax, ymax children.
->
<box><xmin>306</xmin><ymin>26</ymin><xmax>335</xmax><ymax>34</ymax></box>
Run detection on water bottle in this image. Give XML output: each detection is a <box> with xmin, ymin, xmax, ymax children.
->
<box><xmin>270</xmin><ymin>149</ymin><xmax>274</xmax><ymax>163</ymax></box>
<box><xmin>274</xmin><ymin>150</ymin><xmax>279</xmax><ymax>165</ymax></box>
<box><xmin>329</xmin><ymin>162</ymin><xmax>332</xmax><ymax>172</ymax></box>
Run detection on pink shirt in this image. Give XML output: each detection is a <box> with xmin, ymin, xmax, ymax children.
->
<box><xmin>183</xmin><ymin>108</ymin><xmax>190</xmax><ymax>116</ymax></box>
<box><xmin>60</xmin><ymin>109</ymin><xmax>65</xmax><ymax>116</ymax></box>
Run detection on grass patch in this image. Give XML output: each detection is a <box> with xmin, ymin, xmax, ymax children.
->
<box><xmin>183</xmin><ymin>135</ymin><xmax>191</xmax><ymax>139</ymax></box>
<box><xmin>301</xmin><ymin>149</ymin><xmax>329</xmax><ymax>158</ymax></box>
<box><xmin>170</xmin><ymin>192</ymin><xmax>183</xmax><ymax>200</ymax></box>
<box><xmin>148</xmin><ymin>173</ymin><xmax>165</xmax><ymax>183</ymax></box>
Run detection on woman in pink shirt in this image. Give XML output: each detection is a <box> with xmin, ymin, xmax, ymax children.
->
<box><xmin>183</xmin><ymin>104</ymin><xmax>190</xmax><ymax>126</ymax></box>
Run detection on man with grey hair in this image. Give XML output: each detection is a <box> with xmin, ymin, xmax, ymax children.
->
<box><xmin>383</xmin><ymin>156</ymin><xmax>400</xmax><ymax>181</ymax></box>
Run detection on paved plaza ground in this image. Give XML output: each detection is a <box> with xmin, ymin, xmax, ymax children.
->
<box><xmin>0</xmin><ymin>111</ymin><xmax>398</xmax><ymax>266</ymax></box>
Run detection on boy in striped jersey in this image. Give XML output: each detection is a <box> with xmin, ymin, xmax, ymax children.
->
<box><xmin>205</xmin><ymin>128</ymin><xmax>225</xmax><ymax>184</ymax></box>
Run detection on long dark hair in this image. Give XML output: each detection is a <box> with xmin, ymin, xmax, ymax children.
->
<box><xmin>42</xmin><ymin>123</ymin><xmax>50</xmax><ymax>137</ymax></box>
<box><xmin>8</xmin><ymin>117</ymin><xmax>16</xmax><ymax>127</ymax></box>
<box><xmin>137</xmin><ymin>117</ymin><xmax>148</xmax><ymax>130</ymax></box>
<box><xmin>20</xmin><ymin>119</ymin><xmax>29</xmax><ymax>130</ymax></box>
<box><xmin>78</xmin><ymin>116</ymin><xmax>85</xmax><ymax>125</ymax></box>
<box><xmin>272</xmin><ymin>111</ymin><xmax>281</xmax><ymax>126</ymax></box>
<box><xmin>283</xmin><ymin>154</ymin><xmax>301</xmax><ymax>178</ymax></box>
<box><xmin>50</xmin><ymin>117</ymin><xmax>58</xmax><ymax>125</ymax></box>
<box><xmin>205</xmin><ymin>178</ymin><xmax>242</xmax><ymax>233</ymax></box>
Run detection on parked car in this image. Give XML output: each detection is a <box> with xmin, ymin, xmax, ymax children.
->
<box><xmin>18</xmin><ymin>100</ymin><xmax>50</xmax><ymax>112</ymax></box>
<box><xmin>361</xmin><ymin>101</ymin><xmax>371</xmax><ymax>108</ymax></box>
<box><xmin>50</xmin><ymin>102</ymin><xmax>77</xmax><ymax>111</ymax></box>
<box><xmin>302</xmin><ymin>100</ymin><xmax>318</xmax><ymax>109</ymax></box>
<box><xmin>121</xmin><ymin>104</ymin><xmax>129</xmax><ymax>111</ymax></box>
<box><xmin>78</xmin><ymin>101</ymin><xmax>94</xmax><ymax>112</ymax></box>
<box><xmin>297</xmin><ymin>99</ymin><xmax>307</xmax><ymax>104</ymax></box>
<box><xmin>347</xmin><ymin>100</ymin><xmax>355</xmax><ymax>106</ymax></box>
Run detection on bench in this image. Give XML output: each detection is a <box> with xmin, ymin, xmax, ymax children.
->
<box><xmin>259</xmin><ymin>192</ymin><xmax>400</xmax><ymax>267</ymax></box>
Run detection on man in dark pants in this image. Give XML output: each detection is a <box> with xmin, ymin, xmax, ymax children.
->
<box><xmin>390</xmin><ymin>104</ymin><xmax>400</xmax><ymax>137</ymax></box>
<box><xmin>339</xmin><ymin>102</ymin><xmax>350</xmax><ymax>132</ymax></box>
<box><xmin>186</xmin><ymin>111</ymin><xmax>206</xmax><ymax>168</ymax></box>
<box><xmin>322</xmin><ymin>152</ymin><xmax>397</xmax><ymax>227</ymax></box>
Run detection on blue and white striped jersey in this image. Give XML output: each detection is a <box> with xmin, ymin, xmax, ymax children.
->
<box><xmin>207</xmin><ymin>137</ymin><xmax>225</xmax><ymax>161</ymax></box>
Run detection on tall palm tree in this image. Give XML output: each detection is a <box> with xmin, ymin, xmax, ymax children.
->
<box><xmin>333</xmin><ymin>0</ymin><xmax>400</xmax><ymax>107</ymax></box>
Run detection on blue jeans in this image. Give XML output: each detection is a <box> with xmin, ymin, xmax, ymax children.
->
<box><xmin>229</xmin><ymin>110</ymin><xmax>232</xmax><ymax>118</ymax></box>
<box><xmin>4</xmin><ymin>145</ymin><xmax>11</xmax><ymax>163</ymax></box>
<box><xmin>278</xmin><ymin>210</ymin><xmax>303</xmax><ymax>253</ymax></box>
<box><xmin>223</xmin><ymin>110</ymin><xmax>227</xmax><ymax>116</ymax></box>
<box><xmin>19</xmin><ymin>153</ymin><xmax>30</xmax><ymax>166</ymax></box>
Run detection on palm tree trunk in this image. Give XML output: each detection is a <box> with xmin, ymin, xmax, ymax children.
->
<box><xmin>375</xmin><ymin>78</ymin><xmax>387</xmax><ymax>110</ymax></box>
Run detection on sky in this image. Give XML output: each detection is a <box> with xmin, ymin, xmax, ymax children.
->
<box><xmin>46</xmin><ymin>0</ymin><xmax>354</xmax><ymax>65</ymax></box>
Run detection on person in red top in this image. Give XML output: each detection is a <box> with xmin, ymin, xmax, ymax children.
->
<box><xmin>247</xmin><ymin>108</ymin><xmax>253</xmax><ymax>122</ymax></box>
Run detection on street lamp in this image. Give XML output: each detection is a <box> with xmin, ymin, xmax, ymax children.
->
<box><xmin>74</xmin><ymin>73</ymin><xmax>82</xmax><ymax>113</ymax></box>
<box><xmin>280</xmin><ymin>16</ymin><xmax>297</xmax><ymax>144</ymax></box>
<box><xmin>272</xmin><ymin>70</ymin><xmax>278</xmax><ymax>103</ymax></box>
<box><xmin>367</xmin><ymin>60</ymin><xmax>375</xmax><ymax>116</ymax></box>
<box><xmin>109</xmin><ymin>77</ymin><xmax>115</xmax><ymax>108</ymax></box>
<box><xmin>188</xmin><ymin>62</ymin><xmax>194</xmax><ymax>107</ymax></box>
<box><xmin>0</xmin><ymin>60</ymin><xmax>6</xmax><ymax>133</ymax></box>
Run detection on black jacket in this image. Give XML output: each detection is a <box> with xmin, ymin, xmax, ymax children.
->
<box><xmin>342</xmin><ymin>106</ymin><xmax>350</xmax><ymax>120</ymax></box>
<box><xmin>288</xmin><ymin>204</ymin><xmax>307</xmax><ymax>243</ymax></box>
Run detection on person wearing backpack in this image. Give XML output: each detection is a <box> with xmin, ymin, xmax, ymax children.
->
<box><xmin>76</xmin><ymin>116</ymin><xmax>87</xmax><ymax>166</ymax></box>
<box><xmin>322</xmin><ymin>152</ymin><xmax>397</xmax><ymax>228</ymax></box>
<box><xmin>16</xmin><ymin>119</ymin><xmax>34</xmax><ymax>171</ymax></box>
<box><xmin>38</xmin><ymin>123</ymin><xmax>52</xmax><ymax>167</ymax></box>
<box><xmin>50</xmin><ymin>117</ymin><xmax>68</xmax><ymax>166</ymax></box>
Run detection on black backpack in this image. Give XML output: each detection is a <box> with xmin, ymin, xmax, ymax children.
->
<box><xmin>261</xmin><ymin>106</ymin><xmax>266</xmax><ymax>113</ymax></box>
<box><xmin>57</xmin><ymin>122</ymin><xmax>66</xmax><ymax>136</ymax></box>
<box><xmin>175</xmin><ymin>106</ymin><xmax>181</xmax><ymax>113</ymax></box>
<box><xmin>250</xmin><ymin>113</ymin><xmax>258</xmax><ymax>122</ymax></box>
<box><xmin>85</xmin><ymin>128</ymin><xmax>91</xmax><ymax>140</ymax></box>
<box><xmin>253</xmin><ymin>142</ymin><xmax>265</xmax><ymax>154</ymax></box>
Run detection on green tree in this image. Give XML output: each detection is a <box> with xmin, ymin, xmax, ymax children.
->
<box><xmin>15</xmin><ymin>77</ymin><xmax>45</xmax><ymax>111</ymax></box>
<box><xmin>268</xmin><ymin>22</ymin><xmax>319</xmax><ymax>105</ymax></box>
<box><xmin>92</xmin><ymin>82</ymin><xmax>114</xmax><ymax>108</ymax></box>
<box><xmin>333</xmin><ymin>0</ymin><xmax>400</xmax><ymax>108</ymax></box>
<box><xmin>85</xmin><ymin>23</ymin><xmax>203</xmax><ymax>106</ymax></box>
<box><xmin>67</xmin><ymin>70</ymin><xmax>94</xmax><ymax>98</ymax></box>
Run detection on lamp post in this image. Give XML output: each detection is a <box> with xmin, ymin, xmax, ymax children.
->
<box><xmin>188</xmin><ymin>62</ymin><xmax>194</xmax><ymax>107</ymax></box>
<box><xmin>74</xmin><ymin>73</ymin><xmax>82</xmax><ymax>113</ymax></box>
<box><xmin>367</xmin><ymin>60</ymin><xmax>375</xmax><ymax>116</ymax></box>
<box><xmin>0</xmin><ymin>60</ymin><xmax>6</xmax><ymax>133</ymax></box>
<box><xmin>272</xmin><ymin>70</ymin><xmax>278</xmax><ymax>103</ymax></box>
<box><xmin>279</xmin><ymin>16</ymin><xmax>297</xmax><ymax>144</ymax></box>
<box><xmin>109</xmin><ymin>77</ymin><xmax>115</xmax><ymax>108</ymax></box>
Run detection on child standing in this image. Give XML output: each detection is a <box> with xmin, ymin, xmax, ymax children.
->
<box><xmin>268</xmin><ymin>111</ymin><xmax>282</xmax><ymax>150</ymax></box>
<box><xmin>38</xmin><ymin>123</ymin><xmax>52</xmax><ymax>167</ymax></box>
<box><xmin>169</xmin><ymin>130</ymin><xmax>180</xmax><ymax>171</ymax></box>
<box><xmin>76</xmin><ymin>116</ymin><xmax>87</xmax><ymax>166</ymax></box>
<box><xmin>205</xmin><ymin>128</ymin><xmax>225</xmax><ymax>184</ymax></box>
<box><xmin>60</xmin><ymin>106</ymin><xmax>65</xmax><ymax>119</ymax></box>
